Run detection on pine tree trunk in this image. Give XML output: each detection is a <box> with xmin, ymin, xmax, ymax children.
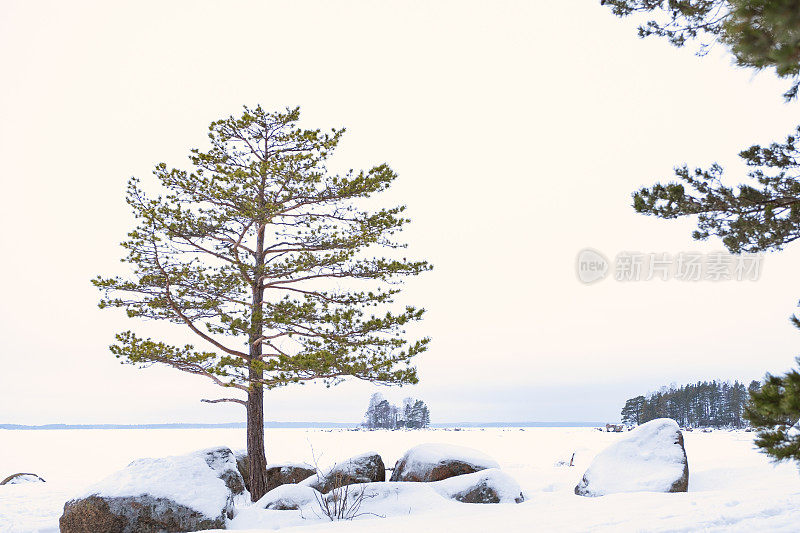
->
<box><xmin>246</xmin><ymin>381</ymin><xmax>267</xmax><ymax>501</ymax></box>
<box><xmin>247</xmin><ymin>210</ymin><xmax>268</xmax><ymax>501</ymax></box>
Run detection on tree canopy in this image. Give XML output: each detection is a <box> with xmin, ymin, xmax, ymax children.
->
<box><xmin>746</xmin><ymin>359</ymin><xmax>800</xmax><ymax>461</ymax></box>
<box><xmin>632</xmin><ymin>124</ymin><xmax>800</xmax><ymax>254</ymax></box>
<box><xmin>602</xmin><ymin>0</ymin><xmax>800</xmax><ymax>99</ymax></box>
<box><xmin>94</xmin><ymin>106</ymin><xmax>429</xmax><ymax>393</ymax></box>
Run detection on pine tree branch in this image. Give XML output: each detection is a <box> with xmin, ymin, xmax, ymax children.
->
<box><xmin>201</xmin><ymin>397</ymin><xmax>247</xmax><ymax>406</ymax></box>
<box><xmin>149</xmin><ymin>234</ymin><xmax>250</xmax><ymax>360</ymax></box>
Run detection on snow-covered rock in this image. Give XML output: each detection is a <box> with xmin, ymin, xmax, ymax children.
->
<box><xmin>233</xmin><ymin>449</ymin><xmax>250</xmax><ymax>491</ymax></box>
<box><xmin>390</xmin><ymin>443</ymin><xmax>500</xmax><ymax>482</ymax></box>
<box><xmin>233</xmin><ymin>450</ymin><xmax>315</xmax><ymax>494</ymax></box>
<box><xmin>59</xmin><ymin>446</ymin><xmax>245</xmax><ymax>532</ymax></box>
<box><xmin>302</xmin><ymin>452</ymin><xmax>385</xmax><ymax>493</ymax></box>
<box><xmin>204</xmin><ymin>447</ymin><xmax>246</xmax><ymax>496</ymax></box>
<box><xmin>60</xmin><ymin>495</ymin><xmax>228</xmax><ymax>532</ymax></box>
<box><xmin>0</xmin><ymin>473</ymin><xmax>46</xmax><ymax>485</ymax></box>
<box><xmin>266</xmin><ymin>462</ymin><xmax>316</xmax><ymax>493</ymax></box>
<box><xmin>255</xmin><ymin>483</ymin><xmax>321</xmax><ymax>510</ymax></box>
<box><xmin>575</xmin><ymin>418</ymin><xmax>689</xmax><ymax>497</ymax></box>
<box><xmin>433</xmin><ymin>468</ymin><xmax>525</xmax><ymax>503</ymax></box>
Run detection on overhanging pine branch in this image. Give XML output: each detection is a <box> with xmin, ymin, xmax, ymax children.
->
<box><xmin>201</xmin><ymin>397</ymin><xmax>247</xmax><ymax>406</ymax></box>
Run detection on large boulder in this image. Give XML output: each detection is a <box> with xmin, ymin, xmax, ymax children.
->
<box><xmin>266</xmin><ymin>463</ymin><xmax>316</xmax><ymax>493</ymax></box>
<box><xmin>433</xmin><ymin>468</ymin><xmax>525</xmax><ymax>503</ymax></box>
<box><xmin>255</xmin><ymin>484</ymin><xmax>321</xmax><ymax>510</ymax></box>
<box><xmin>390</xmin><ymin>443</ymin><xmax>499</xmax><ymax>482</ymax></box>
<box><xmin>302</xmin><ymin>452</ymin><xmax>385</xmax><ymax>493</ymax></box>
<box><xmin>60</xmin><ymin>446</ymin><xmax>245</xmax><ymax>532</ymax></box>
<box><xmin>575</xmin><ymin>418</ymin><xmax>689</xmax><ymax>497</ymax></box>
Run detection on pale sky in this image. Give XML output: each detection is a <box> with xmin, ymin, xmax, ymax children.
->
<box><xmin>1</xmin><ymin>1</ymin><xmax>799</xmax><ymax>425</ymax></box>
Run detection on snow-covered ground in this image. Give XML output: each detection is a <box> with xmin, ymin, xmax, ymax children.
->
<box><xmin>2</xmin><ymin>426</ymin><xmax>800</xmax><ymax>532</ymax></box>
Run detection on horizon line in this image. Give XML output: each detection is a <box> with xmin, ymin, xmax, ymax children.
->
<box><xmin>0</xmin><ymin>421</ymin><xmax>606</xmax><ymax>430</ymax></box>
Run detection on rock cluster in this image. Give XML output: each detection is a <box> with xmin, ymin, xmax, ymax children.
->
<box><xmin>59</xmin><ymin>442</ymin><xmax>526</xmax><ymax>531</ymax></box>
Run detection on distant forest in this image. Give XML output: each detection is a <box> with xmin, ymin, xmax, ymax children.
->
<box><xmin>620</xmin><ymin>380</ymin><xmax>761</xmax><ymax>428</ymax></box>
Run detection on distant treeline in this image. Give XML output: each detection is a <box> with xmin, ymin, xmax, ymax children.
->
<box><xmin>621</xmin><ymin>380</ymin><xmax>761</xmax><ymax>428</ymax></box>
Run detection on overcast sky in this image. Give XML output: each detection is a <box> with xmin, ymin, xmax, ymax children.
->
<box><xmin>1</xmin><ymin>1</ymin><xmax>799</xmax><ymax>425</ymax></box>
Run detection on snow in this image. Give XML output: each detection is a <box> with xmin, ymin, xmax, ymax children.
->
<box><xmin>78</xmin><ymin>447</ymin><xmax>234</xmax><ymax>518</ymax></box>
<box><xmin>2</xmin><ymin>426</ymin><xmax>800</xmax><ymax>532</ymax></box>
<box><xmin>299</xmin><ymin>474</ymin><xmax>321</xmax><ymax>487</ymax></box>
<box><xmin>1</xmin><ymin>474</ymin><xmax>44</xmax><ymax>485</ymax></box>
<box><xmin>232</xmin><ymin>482</ymin><xmax>454</xmax><ymax>529</ymax></box>
<box><xmin>576</xmin><ymin>418</ymin><xmax>687</xmax><ymax>496</ymax></box>
<box><xmin>254</xmin><ymin>484</ymin><xmax>320</xmax><ymax>510</ymax></box>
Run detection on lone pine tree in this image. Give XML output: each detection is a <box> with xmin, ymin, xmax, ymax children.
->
<box><xmin>93</xmin><ymin>106</ymin><xmax>431</xmax><ymax>500</ymax></box>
